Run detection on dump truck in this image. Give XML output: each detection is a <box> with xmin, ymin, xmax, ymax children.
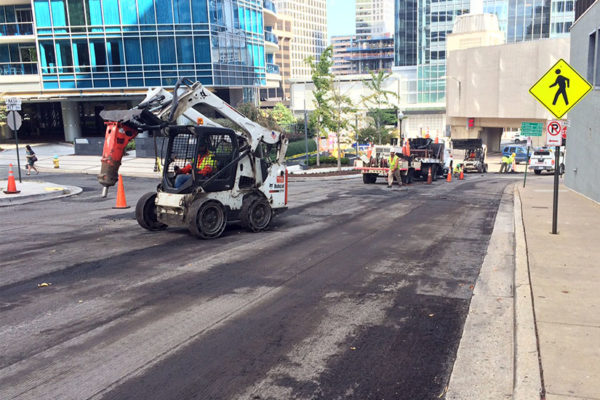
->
<box><xmin>356</xmin><ymin>138</ymin><xmax>448</xmax><ymax>184</ymax></box>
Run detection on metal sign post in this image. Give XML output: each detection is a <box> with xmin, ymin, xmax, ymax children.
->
<box><xmin>552</xmin><ymin>145</ymin><xmax>560</xmax><ymax>234</ymax></box>
<box><xmin>7</xmin><ymin>110</ymin><xmax>23</xmax><ymax>183</ymax></box>
<box><xmin>523</xmin><ymin>136</ymin><xmax>532</xmax><ymax>188</ymax></box>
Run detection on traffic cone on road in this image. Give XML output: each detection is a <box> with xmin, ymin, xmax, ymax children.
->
<box><xmin>3</xmin><ymin>164</ymin><xmax>20</xmax><ymax>194</ymax></box>
<box><xmin>113</xmin><ymin>174</ymin><xmax>130</xmax><ymax>209</ymax></box>
<box><xmin>459</xmin><ymin>167</ymin><xmax>464</xmax><ymax>180</ymax></box>
<box><xmin>447</xmin><ymin>169</ymin><xmax>452</xmax><ymax>182</ymax></box>
<box><xmin>427</xmin><ymin>167</ymin><xmax>432</xmax><ymax>184</ymax></box>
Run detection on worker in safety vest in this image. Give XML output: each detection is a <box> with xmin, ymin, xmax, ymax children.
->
<box><xmin>499</xmin><ymin>152</ymin><xmax>515</xmax><ymax>173</ymax></box>
<box><xmin>174</xmin><ymin>140</ymin><xmax>217</xmax><ymax>188</ymax></box>
<box><xmin>387</xmin><ymin>148</ymin><xmax>403</xmax><ymax>188</ymax></box>
<box><xmin>453</xmin><ymin>162</ymin><xmax>462</xmax><ymax>177</ymax></box>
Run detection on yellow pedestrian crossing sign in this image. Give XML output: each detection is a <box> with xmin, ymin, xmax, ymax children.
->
<box><xmin>529</xmin><ymin>59</ymin><xmax>592</xmax><ymax>119</ymax></box>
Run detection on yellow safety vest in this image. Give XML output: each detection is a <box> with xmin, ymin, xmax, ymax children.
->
<box><xmin>388</xmin><ymin>155</ymin><xmax>399</xmax><ymax>170</ymax></box>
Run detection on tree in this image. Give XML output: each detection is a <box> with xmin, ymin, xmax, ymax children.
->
<box><xmin>330</xmin><ymin>87</ymin><xmax>355</xmax><ymax>170</ymax></box>
<box><xmin>358</xmin><ymin>126</ymin><xmax>391</xmax><ymax>145</ymax></box>
<box><xmin>236</xmin><ymin>102</ymin><xmax>280</xmax><ymax>131</ymax></box>
<box><xmin>269</xmin><ymin>103</ymin><xmax>295</xmax><ymax>127</ymax></box>
<box><xmin>305</xmin><ymin>46</ymin><xmax>336</xmax><ymax>167</ymax></box>
<box><xmin>361</xmin><ymin>70</ymin><xmax>399</xmax><ymax>145</ymax></box>
<box><xmin>0</xmin><ymin>101</ymin><xmax>6</xmax><ymax>124</ymax></box>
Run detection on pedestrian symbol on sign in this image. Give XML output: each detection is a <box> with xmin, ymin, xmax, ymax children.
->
<box><xmin>550</xmin><ymin>69</ymin><xmax>569</xmax><ymax>106</ymax></box>
<box><xmin>529</xmin><ymin>59</ymin><xmax>591</xmax><ymax>119</ymax></box>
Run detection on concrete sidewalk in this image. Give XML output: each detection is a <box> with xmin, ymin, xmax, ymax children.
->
<box><xmin>517</xmin><ymin>178</ymin><xmax>600</xmax><ymax>399</ymax></box>
<box><xmin>0</xmin><ymin>180</ymin><xmax>82</xmax><ymax>206</ymax></box>
<box><xmin>446</xmin><ymin>175</ymin><xmax>600</xmax><ymax>399</ymax></box>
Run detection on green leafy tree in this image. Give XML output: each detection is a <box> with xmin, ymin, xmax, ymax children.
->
<box><xmin>361</xmin><ymin>70</ymin><xmax>399</xmax><ymax>144</ymax></box>
<box><xmin>0</xmin><ymin>102</ymin><xmax>6</xmax><ymax>124</ymax></box>
<box><xmin>236</xmin><ymin>102</ymin><xmax>280</xmax><ymax>131</ymax></box>
<box><xmin>358</xmin><ymin>126</ymin><xmax>391</xmax><ymax>145</ymax></box>
<box><xmin>269</xmin><ymin>103</ymin><xmax>296</xmax><ymax>127</ymax></box>
<box><xmin>305</xmin><ymin>46</ymin><xmax>336</xmax><ymax>167</ymax></box>
<box><xmin>330</xmin><ymin>87</ymin><xmax>355</xmax><ymax>170</ymax></box>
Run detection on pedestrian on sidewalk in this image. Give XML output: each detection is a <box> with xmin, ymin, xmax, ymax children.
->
<box><xmin>25</xmin><ymin>145</ymin><xmax>39</xmax><ymax>175</ymax></box>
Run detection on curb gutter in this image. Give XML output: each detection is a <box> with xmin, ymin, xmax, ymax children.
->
<box><xmin>513</xmin><ymin>186</ymin><xmax>543</xmax><ymax>399</ymax></box>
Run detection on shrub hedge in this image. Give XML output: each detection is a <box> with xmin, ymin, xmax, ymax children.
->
<box><xmin>308</xmin><ymin>156</ymin><xmax>349</xmax><ymax>166</ymax></box>
<box><xmin>286</xmin><ymin>139</ymin><xmax>317</xmax><ymax>157</ymax></box>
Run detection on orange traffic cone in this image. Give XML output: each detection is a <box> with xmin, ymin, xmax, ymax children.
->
<box><xmin>427</xmin><ymin>167</ymin><xmax>432</xmax><ymax>184</ymax></box>
<box><xmin>434</xmin><ymin>137</ymin><xmax>439</xmax><ymax>144</ymax></box>
<box><xmin>113</xmin><ymin>174</ymin><xmax>130</xmax><ymax>209</ymax></box>
<box><xmin>3</xmin><ymin>163</ymin><xmax>20</xmax><ymax>194</ymax></box>
<box><xmin>459</xmin><ymin>168</ymin><xmax>464</xmax><ymax>180</ymax></box>
<box><xmin>447</xmin><ymin>169</ymin><xmax>452</xmax><ymax>182</ymax></box>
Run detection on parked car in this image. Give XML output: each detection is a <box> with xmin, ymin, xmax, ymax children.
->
<box><xmin>501</xmin><ymin>145</ymin><xmax>529</xmax><ymax>164</ymax></box>
<box><xmin>528</xmin><ymin>147</ymin><xmax>565</xmax><ymax>175</ymax></box>
<box><xmin>513</xmin><ymin>131</ymin><xmax>529</xmax><ymax>144</ymax></box>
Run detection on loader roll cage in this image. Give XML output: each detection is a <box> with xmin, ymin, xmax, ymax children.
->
<box><xmin>162</xmin><ymin>126</ymin><xmax>240</xmax><ymax>194</ymax></box>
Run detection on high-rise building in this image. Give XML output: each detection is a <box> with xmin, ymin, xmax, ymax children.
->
<box><xmin>262</xmin><ymin>0</ymin><xmax>283</xmax><ymax>103</ymax></box>
<box><xmin>356</xmin><ymin>0</ymin><xmax>395</xmax><ymax>40</ymax></box>
<box><xmin>331</xmin><ymin>35</ymin><xmax>358</xmax><ymax>75</ymax></box>
<box><xmin>394</xmin><ymin>0</ymin><xmax>418</xmax><ymax>67</ymax></box>
<box><xmin>274</xmin><ymin>0</ymin><xmax>327</xmax><ymax>80</ymax></box>
<box><xmin>0</xmin><ymin>0</ymin><xmax>280</xmax><ymax>141</ymax></box>
<box><xmin>273</xmin><ymin>14</ymin><xmax>293</xmax><ymax>102</ymax></box>
<box><xmin>394</xmin><ymin>0</ymin><xmax>576</xmax><ymax>104</ymax></box>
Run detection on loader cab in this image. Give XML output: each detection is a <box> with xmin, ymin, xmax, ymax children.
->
<box><xmin>162</xmin><ymin>126</ymin><xmax>239</xmax><ymax>193</ymax></box>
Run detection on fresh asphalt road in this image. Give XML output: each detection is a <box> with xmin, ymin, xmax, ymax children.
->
<box><xmin>0</xmin><ymin>172</ymin><xmax>518</xmax><ymax>400</ymax></box>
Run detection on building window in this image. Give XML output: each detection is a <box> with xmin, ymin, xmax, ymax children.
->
<box><xmin>588</xmin><ymin>31</ymin><xmax>596</xmax><ymax>86</ymax></box>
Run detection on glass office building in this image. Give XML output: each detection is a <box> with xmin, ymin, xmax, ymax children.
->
<box><xmin>31</xmin><ymin>0</ymin><xmax>266</xmax><ymax>89</ymax></box>
<box><xmin>394</xmin><ymin>0</ymin><xmax>417</xmax><ymax>67</ymax></box>
<box><xmin>0</xmin><ymin>0</ymin><xmax>280</xmax><ymax>141</ymax></box>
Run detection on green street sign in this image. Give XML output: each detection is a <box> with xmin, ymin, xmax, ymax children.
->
<box><xmin>521</xmin><ymin>122</ymin><xmax>543</xmax><ymax>137</ymax></box>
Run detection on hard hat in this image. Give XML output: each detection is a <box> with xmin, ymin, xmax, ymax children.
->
<box><xmin>390</xmin><ymin>148</ymin><xmax>395</xmax><ymax>154</ymax></box>
<box><xmin>511</xmin><ymin>152</ymin><xmax>516</xmax><ymax>157</ymax></box>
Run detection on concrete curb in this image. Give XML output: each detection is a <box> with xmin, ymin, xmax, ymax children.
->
<box><xmin>37</xmin><ymin>167</ymin><xmax>160</xmax><ymax>179</ymax></box>
<box><xmin>289</xmin><ymin>174</ymin><xmax>361</xmax><ymax>181</ymax></box>
<box><xmin>0</xmin><ymin>184</ymin><xmax>83</xmax><ymax>207</ymax></box>
<box><xmin>513</xmin><ymin>186</ymin><xmax>543</xmax><ymax>399</ymax></box>
<box><xmin>445</xmin><ymin>184</ymin><xmax>516</xmax><ymax>399</ymax></box>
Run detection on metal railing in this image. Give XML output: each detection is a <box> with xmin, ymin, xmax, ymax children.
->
<box><xmin>0</xmin><ymin>62</ymin><xmax>38</xmax><ymax>75</ymax></box>
<box><xmin>0</xmin><ymin>23</ymin><xmax>34</xmax><ymax>36</ymax></box>
<box><xmin>263</xmin><ymin>0</ymin><xmax>277</xmax><ymax>14</ymax></box>
<box><xmin>264</xmin><ymin>31</ymin><xmax>278</xmax><ymax>45</ymax></box>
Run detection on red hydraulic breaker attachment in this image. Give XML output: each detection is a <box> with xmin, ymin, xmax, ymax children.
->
<box><xmin>98</xmin><ymin>122</ymin><xmax>138</xmax><ymax>190</ymax></box>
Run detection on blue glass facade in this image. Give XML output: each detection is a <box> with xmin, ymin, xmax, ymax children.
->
<box><xmin>31</xmin><ymin>0</ymin><xmax>266</xmax><ymax>90</ymax></box>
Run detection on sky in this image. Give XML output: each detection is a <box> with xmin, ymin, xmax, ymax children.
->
<box><xmin>327</xmin><ymin>0</ymin><xmax>356</xmax><ymax>41</ymax></box>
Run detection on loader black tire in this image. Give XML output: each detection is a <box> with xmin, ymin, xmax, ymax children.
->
<box><xmin>241</xmin><ymin>194</ymin><xmax>272</xmax><ymax>232</ymax></box>
<box><xmin>187</xmin><ymin>199</ymin><xmax>227</xmax><ymax>239</ymax></box>
<box><xmin>362</xmin><ymin>173</ymin><xmax>377</xmax><ymax>184</ymax></box>
<box><xmin>136</xmin><ymin>192</ymin><xmax>167</xmax><ymax>231</ymax></box>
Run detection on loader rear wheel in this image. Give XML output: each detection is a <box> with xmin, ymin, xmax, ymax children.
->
<box><xmin>136</xmin><ymin>192</ymin><xmax>167</xmax><ymax>231</ymax></box>
<box><xmin>241</xmin><ymin>195</ymin><xmax>272</xmax><ymax>232</ymax></box>
<box><xmin>188</xmin><ymin>200</ymin><xmax>227</xmax><ymax>239</ymax></box>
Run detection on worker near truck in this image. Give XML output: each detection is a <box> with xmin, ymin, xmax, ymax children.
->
<box><xmin>499</xmin><ymin>152</ymin><xmax>516</xmax><ymax>173</ymax></box>
<box><xmin>387</xmin><ymin>149</ymin><xmax>403</xmax><ymax>188</ymax></box>
<box><xmin>174</xmin><ymin>141</ymin><xmax>216</xmax><ymax>188</ymax></box>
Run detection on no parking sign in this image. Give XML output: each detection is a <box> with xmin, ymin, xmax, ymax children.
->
<box><xmin>546</xmin><ymin>120</ymin><xmax>563</xmax><ymax>146</ymax></box>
